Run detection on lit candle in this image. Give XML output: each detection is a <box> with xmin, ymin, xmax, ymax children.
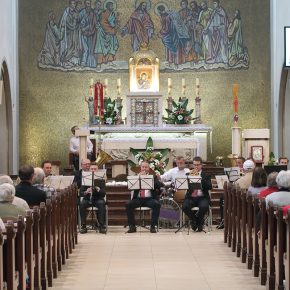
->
<box><xmin>104</xmin><ymin>79</ymin><xmax>108</xmax><ymax>95</ymax></box>
<box><xmin>233</xmin><ymin>84</ymin><xmax>238</xmax><ymax>97</ymax></box>
<box><xmin>117</xmin><ymin>78</ymin><xmax>121</xmax><ymax>87</ymax></box>
<box><xmin>233</xmin><ymin>84</ymin><xmax>239</xmax><ymax>114</ymax></box>
<box><xmin>196</xmin><ymin>78</ymin><xmax>199</xmax><ymax>87</ymax></box>
<box><xmin>168</xmin><ymin>78</ymin><xmax>172</xmax><ymax>94</ymax></box>
<box><xmin>182</xmin><ymin>78</ymin><xmax>186</xmax><ymax>94</ymax></box>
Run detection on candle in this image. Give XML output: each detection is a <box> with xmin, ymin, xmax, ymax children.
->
<box><xmin>117</xmin><ymin>78</ymin><xmax>121</xmax><ymax>87</ymax></box>
<box><xmin>182</xmin><ymin>78</ymin><xmax>185</xmax><ymax>87</ymax></box>
<box><xmin>104</xmin><ymin>79</ymin><xmax>108</xmax><ymax>87</ymax></box>
<box><xmin>168</xmin><ymin>78</ymin><xmax>172</xmax><ymax>87</ymax></box>
<box><xmin>233</xmin><ymin>84</ymin><xmax>238</xmax><ymax>96</ymax></box>
<box><xmin>233</xmin><ymin>84</ymin><xmax>239</xmax><ymax>114</ymax></box>
<box><xmin>90</xmin><ymin>78</ymin><xmax>94</xmax><ymax>86</ymax></box>
<box><xmin>196</xmin><ymin>78</ymin><xmax>199</xmax><ymax>87</ymax></box>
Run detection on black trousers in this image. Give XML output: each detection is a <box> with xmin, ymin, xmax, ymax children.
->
<box><xmin>125</xmin><ymin>197</ymin><xmax>161</xmax><ymax>227</ymax></box>
<box><xmin>80</xmin><ymin>198</ymin><xmax>106</xmax><ymax>228</ymax></box>
<box><xmin>182</xmin><ymin>196</ymin><xmax>209</xmax><ymax>226</ymax></box>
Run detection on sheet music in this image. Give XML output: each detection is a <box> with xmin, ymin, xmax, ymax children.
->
<box><xmin>59</xmin><ymin>176</ymin><xmax>75</xmax><ymax>189</ymax></box>
<box><xmin>82</xmin><ymin>171</ymin><xmax>104</xmax><ymax>187</ymax></box>
<box><xmin>224</xmin><ymin>167</ymin><xmax>240</xmax><ymax>182</ymax></box>
<box><xmin>175</xmin><ymin>178</ymin><xmax>188</xmax><ymax>190</ymax></box>
<box><xmin>44</xmin><ymin>175</ymin><xmax>75</xmax><ymax>190</ymax></box>
<box><xmin>140</xmin><ymin>175</ymin><xmax>154</xmax><ymax>190</ymax></box>
<box><xmin>127</xmin><ymin>176</ymin><xmax>140</xmax><ymax>190</ymax></box>
<box><xmin>215</xmin><ymin>175</ymin><xmax>229</xmax><ymax>189</ymax></box>
<box><xmin>127</xmin><ymin>175</ymin><xmax>154</xmax><ymax>190</ymax></box>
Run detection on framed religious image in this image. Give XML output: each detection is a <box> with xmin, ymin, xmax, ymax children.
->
<box><xmin>251</xmin><ymin>146</ymin><xmax>264</xmax><ymax>162</ymax></box>
<box><xmin>135</xmin><ymin>67</ymin><xmax>152</xmax><ymax>90</ymax></box>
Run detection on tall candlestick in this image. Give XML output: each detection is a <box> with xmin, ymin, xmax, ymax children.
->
<box><xmin>168</xmin><ymin>78</ymin><xmax>172</xmax><ymax>94</ymax></box>
<box><xmin>182</xmin><ymin>78</ymin><xmax>186</xmax><ymax>94</ymax></box>
<box><xmin>196</xmin><ymin>78</ymin><xmax>200</xmax><ymax>97</ymax></box>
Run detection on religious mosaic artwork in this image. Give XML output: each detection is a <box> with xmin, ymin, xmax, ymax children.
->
<box><xmin>38</xmin><ymin>0</ymin><xmax>249</xmax><ymax>72</ymax></box>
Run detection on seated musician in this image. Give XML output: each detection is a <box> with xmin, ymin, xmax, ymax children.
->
<box><xmin>182</xmin><ymin>156</ymin><xmax>212</xmax><ymax>232</ymax></box>
<box><xmin>79</xmin><ymin>162</ymin><xmax>107</xmax><ymax>234</ymax></box>
<box><xmin>125</xmin><ymin>160</ymin><xmax>164</xmax><ymax>233</ymax></box>
<box><xmin>279</xmin><ymin>156</ymin><xmax>289</xmax><ymax>166</ymax></box>
<box><xmin>159</xmin><ymin>155</ymin><xmax>190</xmax><ymax>184</ymax></box>
<box><xmin>0</xmin><ymin>183</ymin><xmax>26</xmax><ymax>221</ymax></box>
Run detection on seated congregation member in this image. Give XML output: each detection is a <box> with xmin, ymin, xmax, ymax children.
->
<box><xmin>0</xmin><ymin>183</ymin><xmax>26</xmax><ymax>221</ymax></box>
<box><xmin>258</xmin><ymin>172</ymin><xmax>279</xmax><ymax>199</ymax></box>
<box><xmin>159</xmin><ymin>156</ymin><xmax>190</xmax><ymax>183</ymax></box>
<box><xmin>69</xmin><ymin>125</ymin><xmax>94</xmax><ymax>170</ymax></box>
<box><xmin>15</xmin><ymin>165</ymin><xmax>47</xmax><ymax>206</ymax></box>
<box><xmin>236</xmin><ymin>156</ymin><xmax>245</xmax><ymax>175</ymax></box>
<box><xmin>279</xmin><ymin>156</ymin><xmax>289</xmax><ymax>166</ymax></box>
<box><xmin>182</xmin><ymin>156</ymin><xmax>212</xmax><ymax>232</ymax></box>
<box><xmin>41</xmin><ymin>160</ymin><xmax>53</xmax><ymax>177</ymax></box>
<box><xmin>32</xmin><ymin>167</ymin><xmax>55</xmax><ymax>197</ymax></box>
<box><xmin>125</xmin><ymin>160</ymin><xmax>164</xmax><ymax>233</ymax></box>
<box><xmin>73</xmin><ymin>158</ymin><xmax>91</xmax><ymax>189</ymax></box>
<box><xmin>247</xmin><ymin>167</ymin><xmax>267</xmax><ymax>196</ymax></box>
<box><xmin>234</xmin><ymin>159</ymin><xmax>255</xmax><ymax>190</ymax></box>
<box><xmin>0</xmin><ymin>175</ymin><xmax>29</xmax><ymax>211</ymax></box>
<box><xmin>79</xmin><ymin>162</ymin><xmax>107</xmax><ymax>234</ymax></box>
<box><xmin>265</xmin><ymin>170</ymin><xmax>290</xmax><ymax>208</ymax></box>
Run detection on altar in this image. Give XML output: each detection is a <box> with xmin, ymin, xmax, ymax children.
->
<box><xmin>80</xmin><ymin>44</ymin><xmax>213</xmax><ymax>170</ymax></box>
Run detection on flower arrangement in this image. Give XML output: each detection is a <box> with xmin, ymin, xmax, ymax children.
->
<box><xmin>103</xmin><ymin>97</ymin><xmax>122</xmax><ymax>125</ymax></box>
<box><xmin>268</xmin><ymin>152</ymin><xmax>276</xmax><ymax>165</ymax></box>
<box><xmin>128</xmin><ymin>137</ymin><xmax>170</xmax><ymax>175</ymax></box>
<box><xmin>163</xmin><ymin>98</ymin><xmax>194</xmax><ymax>124</ymax></box>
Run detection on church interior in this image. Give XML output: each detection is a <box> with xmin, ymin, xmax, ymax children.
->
<box><xmin>1</xmin><ymin>0</ymin><xmax>290</xmax><ymax>289</ymax></box>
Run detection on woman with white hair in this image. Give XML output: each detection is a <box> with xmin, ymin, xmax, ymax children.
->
<box><xmin>265</xmin><ymin>170</ymin><xmax>290</xmax><ymax>208</ymax></box>
<box><xmin>0</xmin><ymin>175</ymin><xmax>30</xmax><ymax>211</ymax></box>
<box><xmin>0</xmin><ymin>183</ymin><xmax>26</xmax><ymax>221</ymax></box>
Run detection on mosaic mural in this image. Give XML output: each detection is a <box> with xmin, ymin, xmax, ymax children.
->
<box><xmin>37</xmin><ymin>0</ymin><xmax>249</xmax><ymax>72</ymax></box>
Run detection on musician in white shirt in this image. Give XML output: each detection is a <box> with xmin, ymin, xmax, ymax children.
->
<box><xmin>69</xmin><ymin>125</ymin><xmax>94</xmax><ymax>170</ymax></box>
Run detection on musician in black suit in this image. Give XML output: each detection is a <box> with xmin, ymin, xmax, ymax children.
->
<box><xmin>182</xmin><ymin>156</ymin><xmax>212</xmax><ymax>232</ymax></box>
<box><xmin>125</xmin><ymin>160</ymin><xmax>164</xmax><ymax>233</ymax></box>
<box><xmin>73</xmin><ymin>158</ymin><xmax>91</xmax><ymax>189</ymax></box>
<box><xmin>79</xmin><ymin>162</ymin><xmax>107</xmax><ymax>234</ymax></box>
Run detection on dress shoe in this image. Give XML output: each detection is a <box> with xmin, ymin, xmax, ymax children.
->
<box><xmin>150</xmin><ymin>226</ymin><xmax>157</xmax><ymax>233</ymax></box>
<box><xmin>196</xmin><ymin>224</ymin><xmax>203</xmax><ymax>232</ymax></box>
<box><xmin>127</xmin><ymin>226</ymin><xmax>137</xmax><ymax>233</ymax></box>
<box><xmin>99</xmin><ymin>227</ymin><xmax>107</xmax><ymax>234</ymax></box>
<box><xmin>80</xmin><ymin>225</ymin><xmax>87</xmax><ymax>234</ymax></box>
<box><xmin>190</xmin><ymin>221</ymin><xmax>197</xmax><ymax>231</ymax></box>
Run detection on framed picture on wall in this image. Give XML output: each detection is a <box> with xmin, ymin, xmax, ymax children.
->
<box><xmin>251</xmin><ymin>146</ymin><xmax>264</xmax><ymax>162</ymax></box>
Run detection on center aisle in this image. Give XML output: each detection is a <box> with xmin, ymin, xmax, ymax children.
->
<box><xmin>52</xmin><ymin>227</ymin><xmax>264</xmax><ymax>290</ymax></box>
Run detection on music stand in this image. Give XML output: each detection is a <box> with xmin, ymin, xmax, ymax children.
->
<box><xmin>174</xmin><ymin>176</ymin><xmax>201</xmax><ymax>234</ymax></box>
<box><xmin>224</xmin><ymin>167</ymin><xmax>240</xmax><ymax>182</ymax></box>
<box><xmin>81</xmin><ymin>171</ymin><xmax>105</xmax><ymax>230</ymax></box>
<box><xmin>127</xmin><ymin>175</ymin><xmax>154</xmax><ymax>231</ymax></box>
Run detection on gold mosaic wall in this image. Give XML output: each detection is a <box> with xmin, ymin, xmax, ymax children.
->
<box><xmin>19</xmin><ymin>0</ymin><xmax>270</xmax><ymax>168</ymax></box>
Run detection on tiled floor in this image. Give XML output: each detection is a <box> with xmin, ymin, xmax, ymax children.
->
<box><xmin>51</xmin><ymin>227</ymin><xmax>265</xmax><ymax>290</ymax></box>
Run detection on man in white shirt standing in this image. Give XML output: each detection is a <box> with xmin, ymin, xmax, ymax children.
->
<box><xmin>69</xmin><ymin>125</ymin><xmax>94</xmax><ymax>170</ymax></box>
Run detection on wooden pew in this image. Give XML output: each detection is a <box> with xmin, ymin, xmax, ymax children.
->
<box><xmin>46</xmin><ymin>199</ymin><xmax>53</xmax><ymax>287</ymax></box>
<box><xmin>274</xmin><ymin>207</ymin><xmax>286</xmax><ymax>290</ymax></box>
<box><xmin>285</xmin><ymin>208</ymin><xmax>290</xmax><ymax>290</ymax></box>
<box><xmin>55</xmin><ymin>192</ymin><xmax>62</xmax><ymax>272</ymax></box>
<box><xmin>266</xmin><ymin>202</ymin><xmax>276</xmax><ymax>290</ymax></box>
<box><xmin>15</xmin><ymin>216</ymin><xmax>26</xmax><ymax>290</ymax></box>
<box><xmin>223</xmin><ymin>181</ymin><xmax>229</xmax><ymax>244</ymax></box>
<box><xmin>231</xmin><ymin>185</ymin><xmax>237</xmax><ymax>253</ymax></box>
<box><xmin>32</xmin><ymin>206</ymin><xmax>41</xmax><ymax>290</ymax></box>
<box><xmin>252</xmin><ymin>196</ymin><xmax>260</xmax><ymax>277</ymax></box>
<box><xmin>0</xmin><ymin>228</ymin><xmax>3</xmax><ymax>290</ymax></box>
<box><xmin>236</xmin><ymin>186</ymin><xmax>242</xmax><ymax>258</ymax></box>
<box><xmin>240</xmin><ymin>189</ymin><xmax>247</xmax><ymax>263</ymax></box>
<box><xmin>227</xmin><ymin>182</ymin><xmax>233</xmax><ymax>248</ymax></box>
<box><xmin>25</xmin><ymin>210</ymin><xmax>34</xmax><ymax>290</ymax></box>
<box><xmin>258</xmin><ymin>198</ymin><xmax>267</xmax><ymax>285</ymax></box>
<box><xmin>50</xmin><ymin>195</ymin><xmax>58</xmax><ymax>279</ymax></box>
<box><xmin>246</xmin><ymin>193</ymin><xmax>253</xmax><ymax>270</ymax></box>
<box><xmin>3</xmin><ymin>220</ymin><xmax>18</xmax><ymax>290</ymax></box>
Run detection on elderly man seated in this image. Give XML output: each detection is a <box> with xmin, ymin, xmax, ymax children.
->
<box><xmin>0</xmin><ymin>183</ymin><xmax>26</xmax><ymax>221</ymax></box>
<box><xmin>234</xmin><ymin>159</ymin><xmax>255</xmax><ymax>190</ymax></box>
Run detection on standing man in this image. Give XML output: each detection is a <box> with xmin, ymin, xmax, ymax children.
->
<box><xmin>69</xmin><ymin>125</ymin><xmax>94</xmax><ymax>170</ymax></box>
<box><xmin>182</xmin><ymin>156</ymin><xmax>212</xmax><ymax>232</ymax></box>
<box><xmin>125</xmin><ymin>160</ymin><xmax>164</xmax><ymax>233</ymax></box>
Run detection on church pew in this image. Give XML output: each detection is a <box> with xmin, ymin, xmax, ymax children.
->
<box><xmin>45</xmin><ymin>199</ymin><xmax>53</xmax><ymax>287</ymax></box>
<box><xmin>266</xmin><ymin>202</ymin><xmax>276</xmax><ymax>290</ymax></box>
<box><xmin>0</xmin><ymin>228</ymin><xmax>4</xmax><ymax>290</ymax></box>
<box><xmin>223</xmin><ymin>181</ymin><xmax>228</xmax><ymax>244</ymax></box>
<box><xmin>236</xmin><ymin>186</ymin><xmax>242</xmax><ymax>258</ymax></box>
<box><xmin>285</xmin><ymin>209</ymin><xmax>290</xmax><ymax>290</ymax></box>
<box><xmin>15</xmin><ymin>216</ymin><xmax>26</xmax><ymax>290</ymax></box>
<box><xmin>274</xmin><ymin>207</ymin><xmax>286</xmax><ymax>290</ymax></box>
<box><xmin>25</xmin><ymin>210</ymin><xmax>34</xmax><ymax>290</ymax></box>
<box><xmin>39</xmin><ymin>203</ymin><xmax>48</xmax><ymax>290</ymax></box>
<box><xmin>258</xmin><ymin>198</ymin><xmax>267</xmax><ymax>285</ymax></box>
<box><xmin>32</xmin><ymin>206</ymin><xmax>42</xmax><ymax>290</ymax></box>
<box><xmin>240</xmin><ymin>189</ymin><xmax>247</xmax><ymax>263</ymax></box>
<box><xmin>72</xmin><ymin>184</ymin><xmax>78</xmax><ymax>246</ymax></box>
<box><xmin>246</xmin><ymin>193</ymin><xmax>253</xmax><ymax>270</ymax></box>
<box><xmin>231</xmin><ymin>185</ymin><xmax>237</xmax><ymax>253</ymax></box>
<box><xmin>66</xmin><ymin>188</ymin><xmax>72</xmax><ymax>255</ymax></box>
<box><xmin>55</xmin><ymin>192</ymin><xmax>62</xmax><ymax>272</ymax></box>
<box><xmin>60</xmin><ymin>190</ymin><xmax>67</xmax><ymax>265</ymax></box>
<box><xmin>51</xmin><ymin>195</ymin><xmax>58</xmax><ymax>279</ymax></box>
<box><xmin>3</xmin><ymin>220</ymin><xmax>18</xmax><ymax>290</ymax></box>
<box><xmin>227</xmin><ymin>182</ymin><xmax>233</xmax><ymax>248</ymax></box>
<box><xmin>252</xmin><ymin>196</ymin><xmax>260</xmax><ymax>277</ymax></box>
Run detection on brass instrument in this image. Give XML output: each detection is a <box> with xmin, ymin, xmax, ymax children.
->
<box><xmin>95</xmin><ymin>150</ymin><xmax>113</xmax><ymax>167</ymax></box>
<box><xmin>188</xmin><ymin>168</ymin><xmax>200</xmax><ymax>175</ymax></box>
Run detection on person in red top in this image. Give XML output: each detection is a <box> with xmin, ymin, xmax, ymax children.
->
<box><xmin>258</xmin><ymin>171</ymin><xmax>279</xmax><ymax>199</ymax></box>
<box><xmin>282</xmin><ymin>205</ymin><xmax>290</xmax><ymax>216</ymax></box>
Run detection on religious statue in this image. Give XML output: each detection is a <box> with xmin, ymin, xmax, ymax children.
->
<box><xmin>85</xmin><ymin>96</ymin><xmax>97</xmax><ymax>125</ymax></box>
